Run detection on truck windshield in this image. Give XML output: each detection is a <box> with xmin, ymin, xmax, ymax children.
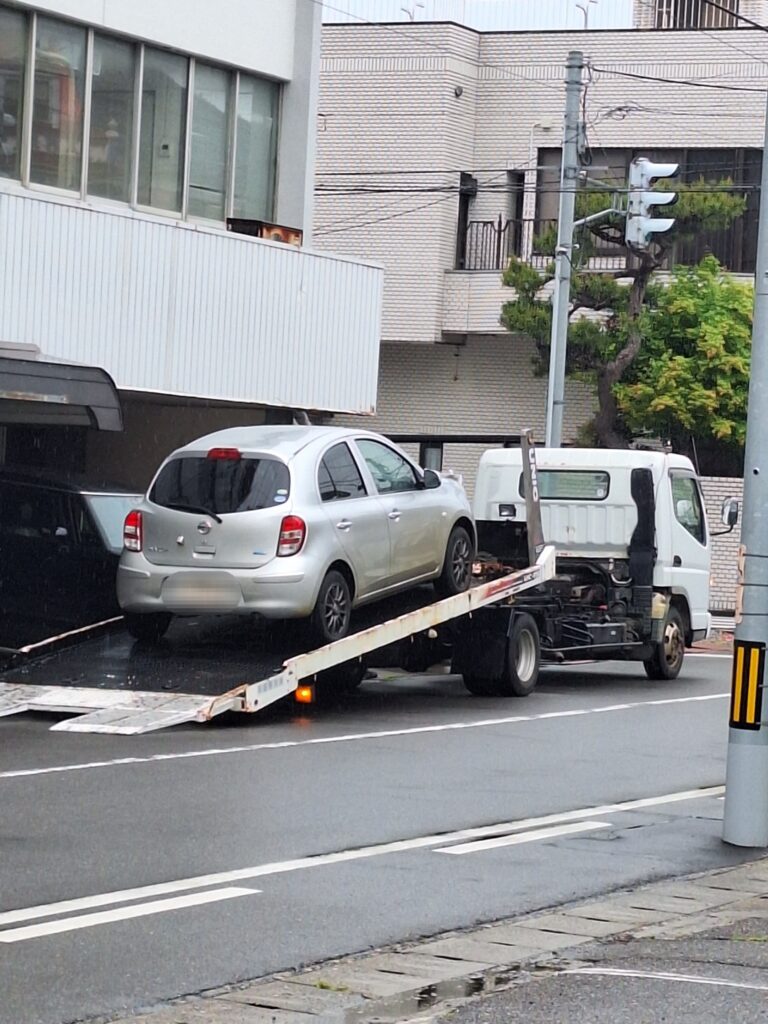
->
<box><xmin>150</xmin><ymin>456</ymin><xmax>290</xmax><ymax>515</ymax></box>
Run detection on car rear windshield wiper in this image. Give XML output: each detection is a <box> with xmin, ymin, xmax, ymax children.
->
<box><xmin>164</xmin><ymin>502</ymin><xmax>223</xmax><ymax>524</ymax></box>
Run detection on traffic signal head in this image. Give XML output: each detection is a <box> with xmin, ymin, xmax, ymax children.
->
<box><xmin>625</xmin><ymin>157</ymin><xmax>679</xmax><ymax>249</ymax></box>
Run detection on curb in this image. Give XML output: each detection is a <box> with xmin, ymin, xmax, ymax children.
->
<box><xmin>106</xmin><ymin>856</ymin><xmax>768</xmax><ymax>1024</ymax></box>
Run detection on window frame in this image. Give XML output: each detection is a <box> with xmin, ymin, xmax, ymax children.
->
<box><xmin>355</xmin><ymin>438</ymin><xmax>420</xmax><ymax>496</ymax></box>
<box><xmin>518</xmin><ymin>469</ymin><xmax>611</xmax><ymax>502</ymax></box>
<box><xmin>5</xmin><ymin>5</ymin><xmax>280</xmax><ymax>225</ymax></box>
<box><xmin>670</xmin><ymin>471</ymin><xmax>707</xmax><ymax>546</ymax></box>
<box><xmin>317</xmin><ymin>442</ymin><xmax>368</xmax><ymax>503</ymax></box>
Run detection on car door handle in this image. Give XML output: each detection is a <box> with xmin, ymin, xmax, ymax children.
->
<box><xmin>673</xmin><ymin>555</ymin><xmax>682</xmax><ymax>567</ymax></box>
<box><xmin>388</xmin><ymin>510</ymin><xmax>401</xmax><ymax>521</ymax></box>
<box><xmin>336</xmin><ymin>520</ymin><xmax>352</xmax><ymax>531</ymax></box>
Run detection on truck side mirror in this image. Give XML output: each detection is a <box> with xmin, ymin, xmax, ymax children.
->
<box><xmin>711</xmin><ymin>496</ymin><xmax>740</xmax><ymax>537</ymax></box>
<box><xmin>721</xmin><ymin>497</ymin><xmax>739</xmax><ymax>528</ymax></box>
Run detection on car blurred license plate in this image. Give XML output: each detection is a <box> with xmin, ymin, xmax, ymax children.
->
<box><xmin>162</xmin><ymin>574</ymin><xmax>241</xmax><ymax>611</ymax></box>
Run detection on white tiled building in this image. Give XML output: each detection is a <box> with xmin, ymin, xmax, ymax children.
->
<box><xmin>316</xmin><ymin>0</ymin><xmax>766</xmax><ymax>608</ymax></box>
<box><xmin>0</xmin><ymin>1</ymin><xmax>382</xmax><ymax>487</ymax></box>
<box><xmin>316</xmin><ymin>5</ymin><xmax>766</xmax><ymax>478</ymax></box>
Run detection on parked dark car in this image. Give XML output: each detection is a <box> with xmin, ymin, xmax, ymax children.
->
<box><xmin>0</xmin><ymin>468</ymin><xmax>142</xmax><ymax>647</ymax></box>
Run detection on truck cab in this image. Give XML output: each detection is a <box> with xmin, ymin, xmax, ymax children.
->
<box><xmin>472</xmin><ymin>446</ymin><xmax>726</xmax><ymax>678</ymax></box>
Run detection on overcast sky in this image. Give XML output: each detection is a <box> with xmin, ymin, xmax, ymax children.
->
<box><xmin>322</xmin><ymin>0</ymin><xmax>636</xmax><ymax>32</ymax></box>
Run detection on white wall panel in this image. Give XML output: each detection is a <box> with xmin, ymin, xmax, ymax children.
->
<box><xmin>16</xmin><ymin>0</ymin><xmax>297</xmax><ymax>78</ymax></box>
<box><xmin>0</xmin><ymin>192</ymin><xmax>382</xmax><ymax>414</ymax></box>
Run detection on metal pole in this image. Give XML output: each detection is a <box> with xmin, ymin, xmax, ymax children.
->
<box><xmin>545</xmin><ymin>50</ymin><xmax>584</xmax><ymax>448</ymax></box>
<box><xmin>722</xmin><ymin>87</ymin><xmax>768</xmax><ymax>848</ymax></box>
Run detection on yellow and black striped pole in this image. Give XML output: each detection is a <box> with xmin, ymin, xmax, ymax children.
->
<box><xmin>729</xmin><ymin>641</ymin><xmax>765</xmax><ymax>732</ymax></box>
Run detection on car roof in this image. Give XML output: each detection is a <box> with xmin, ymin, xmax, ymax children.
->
<box><xmin>0</xmin><ymin>465</ymin><xmax>142</xmax><ymax>496</ymax></box>
<box><xmin>174</xmin><ymin>424</ymin><xmax>379</xmax><ymax>460</ymax></box>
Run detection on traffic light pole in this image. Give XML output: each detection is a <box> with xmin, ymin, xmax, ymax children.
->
<box><xmin>722</xmin><ymin>87</ymin><xmax>768</xmax><ymax>848</ymax></box>
<box><xmin>545</xmin><ymin>50</ymin><xmax>584</xmax><ymax>449</ymax></box>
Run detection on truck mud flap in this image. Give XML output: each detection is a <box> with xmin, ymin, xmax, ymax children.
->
<box><xmin>0</xmin><ymin>682</ymin><xmax>244</xmax><ymax>734</ymax></box>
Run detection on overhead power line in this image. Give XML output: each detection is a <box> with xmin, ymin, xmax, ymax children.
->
<box><xmin>589</xmin><ymin>66</ymin><xmax>766</xmax><ymax>92</ymax></box>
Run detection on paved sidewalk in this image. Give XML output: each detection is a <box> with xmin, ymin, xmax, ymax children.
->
<box><xmin>102</xmin><ymin>857</ymin><xmax>768</xmax><ymax>1024</ymax></box>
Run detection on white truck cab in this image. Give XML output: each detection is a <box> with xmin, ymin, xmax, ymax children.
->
<box><xmin>472</xmin><ymin>446</ymin><xmax>734</xmax><ymax>679</ymax></box>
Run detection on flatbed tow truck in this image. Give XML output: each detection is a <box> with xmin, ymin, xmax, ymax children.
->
<box><xmin>0</xmin><ymin>432</ymin><xmax>722</xmax><ymax>735</ymax></box>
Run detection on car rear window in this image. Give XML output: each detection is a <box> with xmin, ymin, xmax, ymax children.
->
<box><xmin>85</xmin><ymin>494</ymin><xmax>144</xmax><ymax>553</ymax></box>
<box><xmin>150</xmin><ymin>456</ymin><xmax>290</xmax><ymax>514</ymax></box>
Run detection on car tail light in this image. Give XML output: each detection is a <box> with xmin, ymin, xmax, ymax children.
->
<box><xmin>124</xmin><ymin>510</ymin><xmax>143</xmax><ymax>552</ymax></box>
<box><xmin>207</xmin><ymin>447</ymin><xmax>241</xmax><ymax>460</ymax></box>
<box><xmin>277</xmin><ymin>515</ymin><xmax>306</xmax><ymax>557</ymax></box>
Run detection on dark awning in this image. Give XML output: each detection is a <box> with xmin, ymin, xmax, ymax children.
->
<box><xmin>0</xmin><ymin>357</ymin><xmax>123</xmax><ymax>431</ymax></box>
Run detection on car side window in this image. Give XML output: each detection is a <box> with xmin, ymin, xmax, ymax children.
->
<box><xmin>357</xmin><ymin>439</ymin><xmax>418</xmax><ymax>494</ymax></box>
<box><xmin>0</xmin><ymin>484</ymin><xmax>72</xmax><ymax>540</ymax></box>
<box><xmin>671</xmin><ymin>474</ymin><xmax>706</xmax><ymax>545</ymax></box>
<box><xmin>319</xmin><ymin>443</ymin><xmax>367</xmax><ymax>502</ymax></box>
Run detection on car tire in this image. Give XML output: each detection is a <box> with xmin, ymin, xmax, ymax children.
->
<box><xmin>310</xmin><ymin>570</ymin><xmax>352</xmax><ymax>645</ymax></box>
<box><xmin>644</xmin><ymin>606</ymin><xmax>685</xmax><ymax>680</ymax></box>
<box><xmin>435</xmin><ymin>526</ymin><xmax>473</xmax><ymax>599</ymax></box>
<box><xmin>124</xmin><ymin>612</ymin><xmax>172</xmax><ymax>642</ymax></box>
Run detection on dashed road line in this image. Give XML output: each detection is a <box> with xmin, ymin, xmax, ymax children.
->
<box><xmin>0</xmin><ymin>692</ymin><xmax>729</xmax><ymax>781</ymax></box>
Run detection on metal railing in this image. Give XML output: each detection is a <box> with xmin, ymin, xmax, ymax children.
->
<box><xmin>457</xmin><ymin>214</ymin><xmax>757</xmax><ymax>274</ymax></box>
<box><xmin>654</xmin><ymin>0</ymin><xmax>739</xmax><ymax>28</ymax></box>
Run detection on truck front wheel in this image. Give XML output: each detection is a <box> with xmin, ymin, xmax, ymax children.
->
<box><xmin>643</xmin><ymin>606</ymin><xmax>685</xmax><ymax>680</ymax></box>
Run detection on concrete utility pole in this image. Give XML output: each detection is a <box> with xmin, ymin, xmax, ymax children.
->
<box><xmin>722</xmin><ymin>88</ymin><xmax>768</xmax><ymax>848</ymax></box>
<box><xmin>545</xmin><ymin>50</ymin><xmax>584</xmax><ymax>448</ymax></box>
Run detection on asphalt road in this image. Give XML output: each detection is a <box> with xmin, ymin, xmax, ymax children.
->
<box><xmin>0</xmin><ymin>652</ymin><xmax>748</xmax><ymax>1024</ymax></box>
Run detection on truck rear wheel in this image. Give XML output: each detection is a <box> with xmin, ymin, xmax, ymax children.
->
<box><xmin>462</xmin><ymin>613</ymin><xmax>540</xmax><ymax>698</ymax></box>
<box><xmin>497</xmin><ymin>613</ymin><xmax>541</xmax><ymax>696</ymax></box>
<box><xmin>644</xmin><ymin>606</ymin><xmax>685</xmax><ymax>680</ymax></box>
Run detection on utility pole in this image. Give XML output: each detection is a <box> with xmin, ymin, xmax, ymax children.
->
<box><xmin>722</xmin><ymin>87</ymin><xmax>768</xmax><ymax>848</ymax></box>
<box><xmin>545</xmin><ymin>50</ymin><xmax>584</xmax><ymax>448</ymax></box>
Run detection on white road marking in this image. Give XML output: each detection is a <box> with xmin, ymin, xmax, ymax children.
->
<box><xmin>0</xmin><ymin>887</ymin><xmax>259</xmax><ymax>944</ymax></box>
<box><xmin>563</xmin><ymin>967</ymin><xmax>768</xmax><ymax>992</ymax></box>
<box><xmin>0</xmin><ymin>692</ymin><xmax>729</xmax><ymax>781</ymax></box>
<box><xmin>436</xmin><ymin>820</ymin><xmax>611</xmax><ymax>854</ymax></box>
<box><xmin>0</xmin><ymin>786</ymin><xmax>723</xmax><ymax>929</ymax></box>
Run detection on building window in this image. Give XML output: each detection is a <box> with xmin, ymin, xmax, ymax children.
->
<box><xmin>188</xmin><ymin>62</ymin><xmax>230</xmax><ymax>220</ymax></box>
<box><xmin>234</xmin><ymin>73</ymin><xmax>278</xmax><ymax>220</ymax></box>
<box><xmin>88</xmin><ymin>35</ymin><xmax>135</xmax><ymax>202</ymax></box>
<box><xmin>419</xmin><ymin>442</ymin><xmax>444</xmax><ymax>472</ymax></box>
<box><xmin>0</xmin><ymin>7</ymin><xmax>25</xmax><ymax>181</ymax></box>
<box><xmin>30</xmin><ymin>17</ymin><xmax>87</xmax><ymax>190</ymax></box>
<box><xmin>655</xmin><ymin>0</ymin><xmax>739</xmax><ymax>27</ymax></box>
<box><xmin>0</xmin><ymin>4</ymin><xmax>282</xmax><ymax>225</ymax></box>
<box><xmin>138</xmin><ymin>47</ymin><xmax>188</xmax><ymax>212</ymax></box>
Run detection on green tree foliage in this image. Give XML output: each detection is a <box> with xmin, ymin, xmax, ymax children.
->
<box><xmin>501</xmin><ymin>177</ymin><xmax>748</xmax><ymax>448</ymax></box>
<box><xmin>615</xmin><ymin>256</ymin><xmax>751</xmax><ymax>473</ymax></box>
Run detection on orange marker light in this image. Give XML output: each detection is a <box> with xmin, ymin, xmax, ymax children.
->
<box><xmin>295</xmin><ymin>685</ymin><xmax>315</xmax><ymax>704</ymax></box>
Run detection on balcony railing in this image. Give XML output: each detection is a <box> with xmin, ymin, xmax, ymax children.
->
<box><xmin>457</xmin><ymin>214</ymin><xmax>757</xmax><ymax>275</ymax></box>
<box><xmin>654</xmin><ymin>0</ymin><xmax>739</xmax><ymax>29</ymax></box>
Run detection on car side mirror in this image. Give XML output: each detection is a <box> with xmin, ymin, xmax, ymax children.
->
<box><xmin>423</xmin><ymin>469</ymin><xmax>442</xmax><ymax>490</ymax></box>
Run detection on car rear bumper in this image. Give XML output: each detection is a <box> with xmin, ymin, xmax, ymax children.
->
<box><xmin>117</xmin><ymin>556</ymin><xmax>319</xmax><ymax>617</ymax></box>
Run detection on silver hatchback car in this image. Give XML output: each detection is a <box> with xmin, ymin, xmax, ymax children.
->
<box><xmin>117</xmin><ymin>426</ymin><xmax>475</xmax><ymax>642</ymax></box>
